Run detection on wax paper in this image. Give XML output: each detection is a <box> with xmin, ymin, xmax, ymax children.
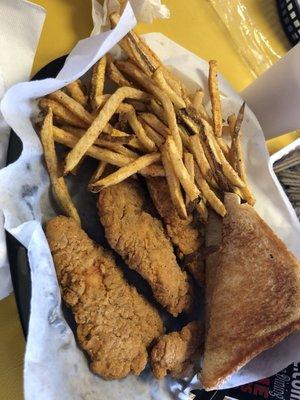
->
<box><xmin>1</xmin><ymin>2</ymin><xmax>300</xmax><ymax>399</ymax></box>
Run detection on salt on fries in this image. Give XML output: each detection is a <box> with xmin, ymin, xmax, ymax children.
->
<box><xmin>228</xmin><ymin>104</ymin><xmax>255</xmax><ymax>205</ymax></box>
<box><xmin>48</xmin><ymin>90</ymin><xmax>94</xmax><ymax>125</ymax></box>
<box><xmin>161</xmin><ymin>144</ymin><xmax>187</xmax><ymax>219</ymax></box>
<box><xmin>38</xmin><ymin>11</ymin><xmax>255</xmax><ymax>222</ymax></box>
<box><xmin>39</xmin><ymin>98</ymin><xmax>88</xmax><ymax>129</ymax></box>
<box><xmin>89</xmin><ymin>153</ymin><xmax>160</xmax><ymax>192</ymax></box>
<box><xmin>66</xmin><ymin>80</ymin><xmax>87</xmax><ymax>107</ymax></box>
<box><xmin>115</xmin><ymin>60</ymin><xmax>183</xmax><ymax>155</ymax></box>
<box><xmin>208</xmin><ymin>60</ymin><xmax>222</xmax><ymax>138</ymax></box>
<box><xmin>90</xmin><ymin>56</ymin><xmax>107</xmax><ymax>110</ymax></box>
<box><xmin>40</xmin><ymin>109</ymin><xmax>80</xmax><ymax>224</ymax></box>
<box><xmin>64</xmin><ymin>87</ymin><xmax>149</xmax><ymax>174</ymax></box>
<box><xmin>107</xmin><ymin>59</ymin><xmax>132</xmax><ymax>88</ymax></box>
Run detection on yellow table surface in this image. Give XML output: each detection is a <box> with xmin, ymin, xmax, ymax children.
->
<box><xmin>0</xmin><ymin>1</ymin><xmax>299</xmax><ymax>399</ymax></box>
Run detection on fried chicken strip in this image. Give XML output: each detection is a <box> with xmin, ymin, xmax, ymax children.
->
<box><xmin>151</xmin><ymin>321</ymin><xmax>204</xmax><ymax>379</ymax></box>
<box><xmin>98</xmin><ymin>179</ymin><xmax>192</xmax><ymax>316</ymax></box>
<box><xmin>45</xmin><ymin>216</ymin><xmax>163</xmax><ymax>380</ymax></box>
<box><xmin>147</xmin><ymin>177</ymin><xmax>205</xmax><ymax>287</ymax></box>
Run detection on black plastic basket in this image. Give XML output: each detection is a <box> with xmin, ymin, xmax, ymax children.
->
<box><xmin>277</xmin><ymin>0</ymin><xmax>300</xmax><ymax>45</ymax></box>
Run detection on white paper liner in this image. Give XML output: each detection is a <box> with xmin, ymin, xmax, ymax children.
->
<box><xmin>1</xmin><ymin>4</ymin><xmax>300</xmax><ymax>398</ymax></box>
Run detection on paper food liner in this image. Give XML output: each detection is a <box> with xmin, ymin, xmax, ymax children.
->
<box><xmin>1</xmin><ymin>3</ymin><xmax>300</xmax><ymax>399</ymax></box>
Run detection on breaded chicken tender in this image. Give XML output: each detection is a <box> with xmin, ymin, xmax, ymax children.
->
<box><xmin>147</xmin><ymin>177</ymin><xmax>205</xmax><ymax>287</ymax></box>
<box><xmin>150</xmin><ymin>321</ymin><xmax>204</xmax><ymax>379</ymax></box>
<box><xmin>46</xmin><ymin>216</ymin><xmax>163</xmax><ymax>380</ymax></box>
<box><xmin>98</xmin><ymin>179</ymin><xmax>192</xmax><ymax>316</ymax></box>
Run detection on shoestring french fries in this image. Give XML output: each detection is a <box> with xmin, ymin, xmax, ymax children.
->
<box><xmin>66</xmin><ymin>80</ymin><xmax>87</xmax><ymax>107</ymax></box>
<box><xmin>40</xmin><ymin>109</ymin><xmax>81</xmax><ymax>224</ymax></box>
<box><xmin>37</xmin><ymin>11</ymin><xmax>255</xmax><ymax>221</ymax></box>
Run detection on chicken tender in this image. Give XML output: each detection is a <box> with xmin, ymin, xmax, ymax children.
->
<box><xmin>147</xmin><ymin>177</ymin><xmax>205</xmax><ymax>287</ymax></box>
<box><xmin>45</xmin><ymin>216</ymin><xmax>163</xmax><ymax>380</ymax></box>
<box><xmin>98</xmin><ymin>179</ymin><xmax>192</xmax><ymax>316</ymax></box>
<box><xmin>150</xmin><ymin>321</ymin><xmax>204</xmax><ymax>379</ymax></box>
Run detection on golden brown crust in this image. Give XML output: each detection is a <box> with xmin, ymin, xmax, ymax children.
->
<box><xmin>46</xmin><ymin>216</ymin><xmax>163</xmax><ymax>380</ymax></box>
<box><xmin>150</xmin><ymin>321</ymin><xmax>204</xmax><ymax>379</ymax></box>
<box><xmin>147</xmin><ymin>177</ymin><xmax>204</xmax><ymax>287</ymax></box>
<box><xmin>98</xmin><ymin>179</ymin><xmax>193</xmax><ymax>316</ymax></box>
<box><xmin>201</xmin><ymin>195</ymin><xmax>300</xmax><ymax>390</ymax></box>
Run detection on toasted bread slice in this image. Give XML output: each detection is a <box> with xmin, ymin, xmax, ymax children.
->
<box><xmin>201</xmin><ymin>193</ymin><xmax>300</xmax><ymax>390</ymax></box>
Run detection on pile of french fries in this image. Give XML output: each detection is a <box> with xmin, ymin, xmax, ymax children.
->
<box><xmin>38</xmin><ymin>12</ymin><xmax>255</xmax><ymax>226</ymax></box>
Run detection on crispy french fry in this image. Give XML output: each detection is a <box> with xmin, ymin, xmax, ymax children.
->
<box><xmin>177</xmin><ymin>109</ymin><xmax>200</xmax><ymax>135</ymax></box>
<box><xmin>116</xmin><ymin>61</ymin><xmax>182</xmax><ymax>155</ymax></box>
<box><xmin>190</xmin><ymin>89</ymin><xmax>204</xmax><ymax>106</ymax></box>
<box><xmin>110</xmin><ymin>12</ymin><xmax>186</xmax><ymax>99</ymax></box>
<box><xmin>117</xmin><ymin>103</ymin><xmax>156</xmax><ymax>152</ymax></box>
<box><xmin>194</xmin><ymin>165</ymin><xmax>226</xmax><ymax>217</ymax></box>
<box><xmin>55</xmin><ymin>125</ymin><xmax>138</xmax><ymax>159</ymax></box>
<box><xmin>177</xmin><ymin>124</ymin><xmax>191</xmax><ymax>148</ymax></box>
<box><xmin>161</xmin><ymin>143</ymin><xmax>187</xmax><ymax>219</ymax></box>
<box><xmin>125</xmin><ymin>99</ymin><xmax>147</xmax><ymax>112</ymax></box>
<box><xmin>201</xmin><ymin>119</ymin><xmax>245</xmax><ymax>188</ymax></box>
<box><xmin>183</xmin><ymin>152</ymin><xmax>195</xmax><ymax>207</ymax></box>
<box><xmin>228</xmin><ymin>104</ymin><xmax>255</xmax><ymax>205</ymax></box>
<box><xmin>139</xmin><ymin>112</ymin><xmax>169</xmax><ymax>138</ymax></box>
<box><xmin>107</xmin><ymin>60</ymin><xmax>132</xmax><ymax>87</ymax></box>
<box><xmin>40</xmin><ymin>110</ymin><xmax>80</xmax><ymax>224</ymax></box>
<box><xmin>227</xmin><ymin>114</ymin><xmax>237</xmax><ymax>136</ymax></box>
<box><xmin>139</xmin><ymin>118</ymin><xmax>164</xmax><ymax>146</ymax></box>
<box><xmin>66</xmin><ymin>80</ymin><xmax>87</xmax><ymax>107</ymax></box>
<box><xmin>110</xmin><ymin>13</ymin><xmax>157</xmax><ymax>76</ymax></box>
<box><xmin>89</xmin><ymin>152</ymin><xmax>160</xmax><ymax>192</ymax></box>
<box><xmin>110</xmin><ymin>14</ymin><xmax>181</xmax><ymax>99</ymax></box>
<box><xmin>113</xmin><ymin>15</ymin><xmax>183</xmax><ymax>97</ymax></box>
<box><xmin>48</xmin><ymin>90</ymin><xmax>93</xmax><ymax>125</ymax></box>
<box><xmin>228</xmin><ymin>104</ymin><xmax>245</xmax><ymax>166</ymax></box>
<box><xmin>126</xmin><ymin>137</ymin><xmax>145</xmax><ymax>151</ymax></box>
<box><xmin>39</xmin><ymin>98</ymin><xmax>88</xmax><ymax>129</ymax></box>
<box><xmin>202</xmin><ymin>139</ymin><xmax>230</xmax><ymax>192</ymax></box>
<box><xmin>190</xmin><ymin>89</ymin><xmax>212</xmax><ymax>123</ymax></box>
<box><xmin>53</xmin><ymin>126</ymin><xmax>134</xmax><ymax>167</ymax></box>
<box><xmin>217</xmin><ymin>137</ymin><xmax>230</xmax><ymax>157</ymax></box>
<box><xmin>166</xmin><ymin>137</ymin><xmax>200</xmax><ymax>202</ymax></box>
<box><xmin>140</xmin><ymin>112</ymin><xmax>190</xmax><ymax>147</ymax></box>
<box><xmin>139</xmin><ymin>163</ymin><xmax>165</xmax><ymax>177</ymax></box>
<box><xmin>189</xmin><ymin>133</ymin><xmax>217</xmax><ymax>187</ymax></box>
<box><xmin>149</xmin><ymin>98</ymin><xmax>167</xmax><ymax>124</ymax></box>
<box><xmin>64</xmin><ymin>87</ymin><xmax>149</xmax><ymax>174</ymax></box>
<box><xmin>60</xmin><ymin>123</ymin><xmax>131</xmax><ymax>144</ymax></box>
<box><xmin>59</xmin><ymin>125</ymin><xmax>86</xmax><ymax>136</ymax></box>
<box><xmin>208</xmin><ymin>60</ymin><xmax>222</xmax><ymax>137</ymax></box>
<box><xmin>90</xmin><ymin>56</ymin><xmax>107</xmax><ymax>110</ymax></box>
<box><xmin>100</xmin><ymin>133</ymin><xmax>131</xmax><ymax>144</ymax></box>
<box><xmin>153</xmin><ymin>67</ymin><xmax>186</xmax><ymax>109</ymax></box>
<box><xmin>232</xmin><ymin>102</ymin><xmax>245</xmax><ymax>138</ymax></box>
<box><xmin>98</xmin><ymin>142</ymin><xmax>139</xmax><ymax>158</ymax></box>
<box><xmin>89</xmin><ymin>161</ymin><xmax>107</xmax><ymax>184</ymax></box>
<box><xmin>126</xmin><ymin>34</ymin><xmax>154</xmax><ymax>76</ymax></box>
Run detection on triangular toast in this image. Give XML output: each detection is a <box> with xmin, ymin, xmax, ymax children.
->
<box><xmin>201</xmin><ymin>193</ymin><xmax>300</xmax><ymax>390</ymax></box>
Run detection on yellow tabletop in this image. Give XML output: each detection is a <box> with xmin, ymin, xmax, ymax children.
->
<box><xmin>0</xmin><ymin>1</ymin><xmax>298</xmax><ymax>399</ymax></box>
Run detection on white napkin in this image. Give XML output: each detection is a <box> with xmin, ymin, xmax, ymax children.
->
<box><xmin>0</xmin><ymin>0</ymin><xmax>45</xmax><ymax>299</ymax></box>
<box><xmin>91</xmin><ymin>0</ymin><xmax>169</xmax><ymax>35</ymax></box>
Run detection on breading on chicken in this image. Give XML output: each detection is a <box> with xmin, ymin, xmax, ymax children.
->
<box><xmin>45</xmin><ymin>216</ymin><xmax>163</xmax><ymax>380</ymax></box>
<box><xmin>150</xmin><ymin>321</ymin><xmax>204</xmax><ymax>379</ymax></box>
<box><xmin>98</xmin><ymin>179</ymin><xmax>192</xmax><ymax>317</ymax></box>
<box><xmin>147</xmin><ymin>177</ymin><xmax>205</xmax><ymax>286</ymax></box>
